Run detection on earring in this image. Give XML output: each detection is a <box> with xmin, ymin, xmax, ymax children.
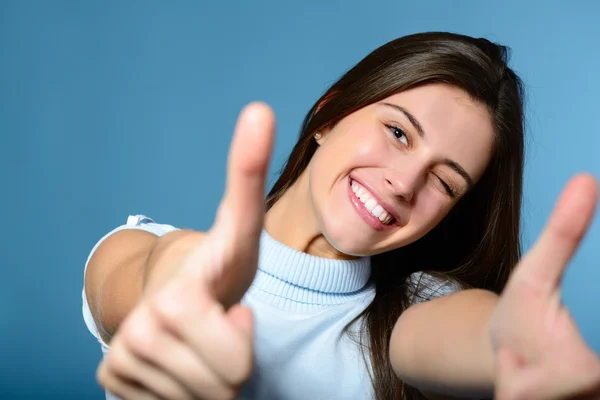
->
<box><xmin>314</xmin><ymin>132</ymin><xmax>322</xmax><ymax>140</ymax></box>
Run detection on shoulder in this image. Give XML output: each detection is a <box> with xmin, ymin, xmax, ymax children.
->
<box><xmin>82</xmin><ymin>215</ymin><xmax>184</xmax><ymax>345</ymax></box>
<box><xmin>84</xmin><ymin>215</ymin><xmax>180</xmax><ymax>268</ymax></box>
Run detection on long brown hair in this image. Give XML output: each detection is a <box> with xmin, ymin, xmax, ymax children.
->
<box><xmin>265</xmin><ymin>32</ymin><xmax>525</xmax><ymax>399</ymax></box>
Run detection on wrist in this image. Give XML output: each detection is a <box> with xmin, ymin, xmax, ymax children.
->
<box><xmin>481</xmin><ymin>294</ymin><xmax>499</xmax><ymax>391</ymax></box>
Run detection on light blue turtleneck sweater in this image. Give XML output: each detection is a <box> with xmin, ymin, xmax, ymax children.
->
<box><xmin>82</xmin><ymin>215</ymin><xmax>458</xmax><ymax>400</ymax></box>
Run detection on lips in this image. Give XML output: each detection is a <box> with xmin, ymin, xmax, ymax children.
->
<box><xmin>349</xmin><ymin>175</ymin><xmax>403</xmax><ymax>226</ymax></box>
<box><xmin>351</xmin><ymin>180</ymin><xmax>395</xmax><ymax>225</ymax></box>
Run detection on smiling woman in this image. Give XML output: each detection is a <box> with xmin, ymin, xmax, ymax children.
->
<box><xmin>261</xmin><ymin>33</ymin><xmax>523</xmax><ymax>398</ymax></box>
<box><xmin>275</xmin><ymin>83</ymin><xmax>495</xmax><ymax>258</ymax></box>
<box><xmin>83</xmin><ymin>31</ymin><xmax>600</xmax><ymax>400</ymax></box>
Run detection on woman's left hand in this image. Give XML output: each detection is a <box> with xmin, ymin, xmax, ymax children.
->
<box><xmin>490</xmin><ymin>174</ymin><xmax>600</xmax><ymax>400</ymax></box>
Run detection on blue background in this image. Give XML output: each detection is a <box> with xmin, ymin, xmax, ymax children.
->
<box><xmin>1</xmin><ymin>1</ymin><xmax>599</xmax><ymax>398</ymax></box>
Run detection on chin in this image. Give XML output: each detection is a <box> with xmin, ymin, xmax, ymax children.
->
<box><xmin>323</xmin><ymin>233</ymin><xmax>371</xmax><ymax>257</ymax></box>
<box><xmin>324</xmin><ymin>216</ymin><xmax>425</xmax><ymax>258</ymax></box>
<box><xmin>320</xmin><ymin>217</ymin><xmax>377</xmax><ymax>257</ymax></box>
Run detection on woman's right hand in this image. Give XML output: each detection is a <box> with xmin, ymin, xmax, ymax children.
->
<box><xmin>96</xmin><ymin>102</ymin><xmax>276</xmax><ymax>400</ymax></box>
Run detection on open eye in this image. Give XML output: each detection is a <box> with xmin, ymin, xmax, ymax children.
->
<box><xmin>385</xmin><ymin>123</ymin><xmax>409</xmax><ymax>147</ymax></box>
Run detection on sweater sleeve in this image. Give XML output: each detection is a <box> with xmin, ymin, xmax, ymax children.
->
<box><xmin>81</xmin><ymin>214</ymin><xmax>179</xmax><ymax>353</ymax></box>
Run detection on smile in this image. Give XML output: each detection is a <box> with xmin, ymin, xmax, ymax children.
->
<box><xmin>348</xmin><ymin>177</ymin><xmax>399</xmax><ymax>231</ymax></box>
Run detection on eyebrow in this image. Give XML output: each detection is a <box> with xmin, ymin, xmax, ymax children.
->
<box><xmin>442</xmin><ymin>158</ymin><xmax>474</xmax><ymax>189</ymax></box>
<box><xmin>379</xmin><ymin>102</ymin><xmax>474</xmax><ymax>189</ymax></box>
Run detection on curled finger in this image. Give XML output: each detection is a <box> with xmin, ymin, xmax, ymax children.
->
<box><xmin>151</xmin><ymin>289</ymin><xmax>254</xmax><ymax>387</ymax></box>
<box><xmin>97</xmin><ymin>359</ymin><xmax>161</xmax><ymax>400</ymax></box>
<box><xmin>107</xmin><ymin>335</ymin><xmax>194</xmax><ymax>400</ymax></box>
<box><xmin>125</xmin><ymin>306</ymin><xmax>238</xmax><ymax>399</ymax></box>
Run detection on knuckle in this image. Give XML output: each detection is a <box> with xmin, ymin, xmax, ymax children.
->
<box><xmin>151</xmin><ymin>288</ymin><xmax>188</xmax><ymax>328</ymax></box>
<box><xmin>96</xmin><ymin>369</ymin><xmax>116</xmax><ymax>393</ymax></box>
<box><xmin>121</xmin><ymin>316</ymin><xmax>157</xmax><ymax>354</ymax></box>
<box><xmin>106</xmin><ymin>346</ymin><xmax>131</xmax><ymax>375</ymax></box>
<box><xmin>96</xmin><ymin>363</ymin><xmax>109</xmax><ymax>387</ymax></box>
<box><xmin>98</xmin><ymin>359</ymin><xmax>127</xmax><ymax>395</ymax></box>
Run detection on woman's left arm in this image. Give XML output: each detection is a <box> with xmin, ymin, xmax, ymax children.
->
<box><xmin>390</xmin><ymin>288</ymin><xmax>498</xmax><ymax>398</ymax></box>
<box><xmin>391</xmin><ymin>174</ymin><xmax>600</xmax><ymax>400</ymax></box>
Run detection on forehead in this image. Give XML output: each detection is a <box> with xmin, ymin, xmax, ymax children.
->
<box><xmin>378</xmin><ymin>84</ymin><xmax>494</xmax><ymax>181</ymax></box>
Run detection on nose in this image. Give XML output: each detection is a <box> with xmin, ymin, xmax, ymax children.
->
<box><xmin>383</xmin><ymin>169</ymin><xmax>418</xmax><ymax>202</ymax></box>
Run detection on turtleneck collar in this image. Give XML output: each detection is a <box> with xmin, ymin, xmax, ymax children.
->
<box><xmin>246</xmin><ymin>229</ymin><xmax>373</xmax><ymax>310</ymax></box>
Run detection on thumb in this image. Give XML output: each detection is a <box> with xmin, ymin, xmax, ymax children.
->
<box><xmin>180</xmin><ymin>103</ymin><xmax>275</xmax><ymax>306</ymax></box>
<box><xmin>214</xmin><ymin>102</ymin><xmax>275</xmax><ymax>241</ymax></box>
<box><xmin>227</xmin><ymin>304</ymin><xmax>254</xmax><ymax>340</ymax></box>
<box><xmin>513</xmin><ymin>173</ymin><xmax>597</xmax><ymax>295</ymax></box>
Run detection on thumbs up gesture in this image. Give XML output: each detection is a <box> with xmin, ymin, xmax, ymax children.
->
<box><xmin>491</xmin><ymin>175</ymin><xmax>600</xmax><ymax>400</ymax></box>
<box><xmin>97</xmin><ymin>103</ymin><xmax>276</xmax><ymax>400</ymax></box>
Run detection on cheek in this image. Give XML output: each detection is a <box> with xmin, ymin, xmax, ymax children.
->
<box><xmin>311</xmin><ymin>126</ymin><xmax>390</xmax><ymax>194</ymax></box>
<box><xmin>308</xmin><ymin>150</ymin><xmax>347</xmax><ymax>230</ymax></box>
<box><xmin>411</xmin><ymin>192</ymin><xmax>454</xmax><ymax>234</ymax></box>
<box><xmin>331</xmin><ymin>119</ymin><xmax>392</xmax><ymax>159</ymax></box>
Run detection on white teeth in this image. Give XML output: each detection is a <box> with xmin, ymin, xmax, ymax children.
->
<box><xmin>364</xmin><ymin>198</ymin><xmax>377</xmax><ymax>212</ymax></box>
<box><xmin>371</xmin><ymin>205</ymin><xmax>384</xmax><ymax>218</ymax></box>
<box><xmin>350</xmin><ymin>179</ymin><xmax>394</xmax><ymax>224</ymax></box>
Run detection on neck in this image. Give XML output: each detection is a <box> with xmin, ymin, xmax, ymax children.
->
<box><xmin>265</xmin><ymin>168</ymin><xmax>357</xmax><ymax>260</ymax></box>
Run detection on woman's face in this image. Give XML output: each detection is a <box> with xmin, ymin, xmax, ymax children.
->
<box><xmin>309</xmin><ymin>83</ymin><xmax>495</xmax><ymax>256</ymax></box>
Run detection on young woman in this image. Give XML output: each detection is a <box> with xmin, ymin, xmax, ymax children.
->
<box><xmin>82</xmin><ymin>32</ymin><xmax>600</xmax><ymax>400</ymax></box>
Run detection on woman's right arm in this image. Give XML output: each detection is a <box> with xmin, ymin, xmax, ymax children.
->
<box><xmin>84</xmin><ymin>228</ymin><xmax>206</xmax><ymax>344</ymax></box>
<box><xmin>92</xmin><ymin>103</ymin><xmax>274</xmax><ymax>400</ymax></box>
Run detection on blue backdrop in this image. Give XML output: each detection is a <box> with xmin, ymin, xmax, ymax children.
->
<box><xmin>1</xmin><ymin>1</ymin><xmax>599</xmax><ymax>398</ymax></box>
